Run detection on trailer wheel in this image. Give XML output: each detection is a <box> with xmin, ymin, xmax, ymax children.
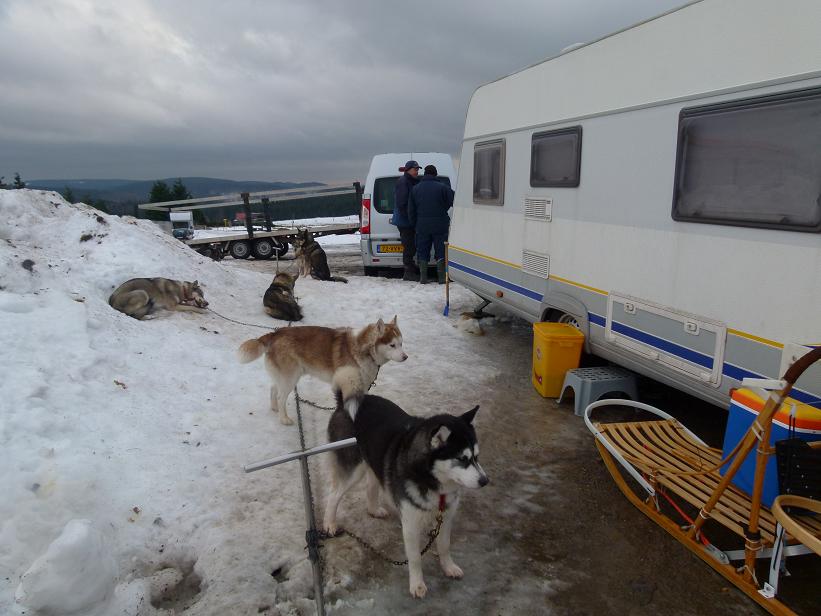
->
<box><xmin>273</xmin><ymin>239</ymin><xmax>289</xmax><ymax>258</ymax></box>
<box><xmin>252</xmin><ymin>238</ymin><xmax>275</xmax><ymax>260</ymax></box>
<box><xmin>230</xmin><ymin>240</ymin><xmax>251</xmax><ymax>259</ymax></box>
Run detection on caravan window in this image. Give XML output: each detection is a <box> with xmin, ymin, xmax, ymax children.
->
<box><xmin>473</xmin><ymin>140</ymin><xmax>505</xmax><ymax>205</ymax></box>
<box><xmin>530</xmin><ymin>126</ymin><xmax>582</xmax><ymax>187</ymax></box>
<box><xmin>673</xmin><ymin>88</ymin><xmax>821</xmax><ymax>232</ymax></box>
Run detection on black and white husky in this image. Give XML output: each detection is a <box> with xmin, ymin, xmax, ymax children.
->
<box><xmin>324</xmin><ymin>394</ymin><xmax>488</xmax><ymax>598</ymax></box>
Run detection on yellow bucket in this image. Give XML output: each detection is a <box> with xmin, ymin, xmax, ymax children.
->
<box><xmin>532</xmin><ymin>322</ymin><xmax>585</xmax><ymax>397</ymax></box>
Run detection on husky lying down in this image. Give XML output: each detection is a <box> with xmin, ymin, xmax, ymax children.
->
<box><xmin>108</xmin><ymin>277</ymin><xmax>208</xmax><ymax>320</ymax></box>
<box><xmin>263</xmin><ymin>271</ymin><xmax>302</xmax><ymax>322</ymax></box>
<box><xmin>237</xmin><ymin>317</ymin><xmax>407</xmax><ymax>425</ymax></box>
<box><xmin>325</xmin><ymin>394</ymin><xmax>488</xmax><ymax>598</ymax></box>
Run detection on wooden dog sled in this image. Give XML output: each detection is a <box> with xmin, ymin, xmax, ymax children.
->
<box><xmin>584</xmin><ymin>347</ymin><xmax>821</xmax><ymax>615</ymax></box>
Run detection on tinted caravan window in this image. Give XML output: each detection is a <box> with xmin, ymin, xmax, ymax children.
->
<box><xmin>473</xmin><ymin>140</ymin><xmax>505</xmax><ymax>205</ymax></box>
<box><xmin>673</xmin><ymin>88</ymin><xmax>821</xmax><ymax>232</ymax></box>
<box><xmin>530</xmin><ymin>126</ymin><xmax>582</xmax><ymax>187</ymax></box>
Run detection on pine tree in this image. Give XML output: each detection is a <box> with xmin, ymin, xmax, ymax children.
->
<box><xmin>170</xmin><ymin>178</ymin><xmax>192</xmax><ymax>200</ymax></box>
<box><xmin>149</xmin><ymin>180</ymin><xmax>172</xmax><ymax>203</ymax></box>
<box><xmin>0</xmin><ymin>176</ymin><xmax>7</xmax><ymax>189</ymax></box>
<box><xmin>63</xmin><ymin>186</ymin><xmax>75</xmax><ymax>203</ymax></box>
<box><xmin>13</xmin><ymin>172</ymin><xmax>25</xmax><ymax>189</ymax></box>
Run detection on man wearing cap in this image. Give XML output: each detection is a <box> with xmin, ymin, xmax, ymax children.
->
<box><xmin>391</xmin><ymin>160</ymin><xmax>421</xmax><ymax>281</ymax></box>
<box><xmin>408</xmin><ymin>164</ymin><xmax>454</xmax><ymax>284</ymax></box>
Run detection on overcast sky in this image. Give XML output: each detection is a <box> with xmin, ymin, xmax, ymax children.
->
<box><xmin>0</xmin><ymin>0</ymin><xmax>687</xmax><ymax>183</ymax></box>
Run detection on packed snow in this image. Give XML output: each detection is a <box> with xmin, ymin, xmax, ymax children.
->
<box><xmin>0</xmin><ymin>190</ymin><xmax>492</xmax><ymax>615</ymax></box>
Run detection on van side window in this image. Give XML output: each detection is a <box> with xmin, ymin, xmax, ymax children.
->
<box><xmin>672</xmin><ymin>88</ymin><xmax>821</xmax><ymax>232</ymax></box>
<box><xmin>530</xmin><ymin>126</ymin><xmax>582</xmax><ymax>187</ymax></box>
<box><xmin>372</xmin><ymin>176</ymin><xmax>400</xmax><ymax>214</ymax></box>
<box><xmin>473</xmin><ymin>139</ymin><xmax>505</xmax><ymax>205</ymax></box>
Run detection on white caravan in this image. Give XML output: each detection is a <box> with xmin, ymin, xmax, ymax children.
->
<box><xmin>448</xmin><ymin>0</ymin><xmax>821</xmax><ymax>409</ymax></box>
<box><xmin>360</xmin><ymin>153</ymin><xmax>456</xmax><ymax>274</ymax></box>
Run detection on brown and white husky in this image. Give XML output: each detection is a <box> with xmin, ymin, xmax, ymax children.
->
<box><xmin>237</xmin><ymin>316</ymin><xmax>407</xmax><ymax>425</ymax></box>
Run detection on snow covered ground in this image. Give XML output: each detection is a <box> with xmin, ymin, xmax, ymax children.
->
<box><xmin>0</xmin><ymin>190</ymin><xmax>486</xmax><ymax>615</ymax></box>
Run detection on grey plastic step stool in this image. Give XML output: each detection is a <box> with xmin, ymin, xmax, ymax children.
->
<box><xmin>557</xmin><ymin>366</ymin><xmax>638</xmax><ymax>416</ymax></box>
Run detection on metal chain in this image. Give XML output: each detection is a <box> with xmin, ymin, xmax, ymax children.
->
<box><xmin>318</xmin><ymin>510</ymin><xmax>445</xmax><ymax>566</ymax></box>
<box><xmin>295</xmin><ymin>392</ymin><xmax>336</xmax><ymax>412</ymax></box>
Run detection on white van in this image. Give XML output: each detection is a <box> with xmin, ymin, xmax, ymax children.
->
<box><xmin>360</xmin><ymin>153</ymin><xmax>456</xmax><ymax>275</ymax></box>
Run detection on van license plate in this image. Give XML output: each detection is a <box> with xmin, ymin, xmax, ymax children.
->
<box><xmin>377</xmin><ymin>244</ymin><xmax>403</xmax><ymax>253</ymax></box>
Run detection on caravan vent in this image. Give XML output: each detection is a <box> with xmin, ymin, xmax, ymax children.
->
<box><xmin>524</xmin><ymin>197</ymin><xmax>552</xmax><ymax>221</ymax></box>
<box><xmin>522</xmin><ymin>250</ymin><xmax>550</xmax><ymax>278</ymax></box>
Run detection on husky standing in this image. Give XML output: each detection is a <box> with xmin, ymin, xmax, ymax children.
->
<box><xmin>324</xmin><ymin>394</ymin><xmax>488</xmax><ymax>598</ymax></box>
<box><xmin>108</xmin><ymin>277</ymin><xmax>208</xmax><ymax>320</ymax></box>
<box><xmin>293</xmin><ymin>229</ymin><xmax>348</xmax><ymax>283</ymax></box>
<box><xmin>262</xmin><ymin>272</ymin><xmax>302</xmax><ymax>321</ymax></box>
<box><xmin>237</xmin><ymin>317</ymin><xmax>407</xmax><ymax>425</ymax></box>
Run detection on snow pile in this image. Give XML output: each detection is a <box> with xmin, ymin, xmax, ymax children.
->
<box><xmin>15</xmin><ymin>519</ymin><xmax>117</xmax><ymax>615</ymax></box>
<box><xmin>0</xmin><ymin>190</ymin><xmax>495</xmax><ymax>615</ymax></box>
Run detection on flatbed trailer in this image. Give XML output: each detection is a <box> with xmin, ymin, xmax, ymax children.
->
<box><xmin>185</xmin><ymin>222</ymin><xmax>359</xmax><ymax>260</ymax></box>
<box><xmin>139</xmin><ymin>182</ymin><xmax>362</xmax><ymax>260</ymax></box>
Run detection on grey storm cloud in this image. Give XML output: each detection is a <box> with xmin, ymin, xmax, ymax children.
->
<box><xmin>0</xmin><ymin>0</ymin><xmax>686</xmax><ymax>182</ymax></box>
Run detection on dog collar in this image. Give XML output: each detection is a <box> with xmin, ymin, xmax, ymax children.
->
<box><xmin>438</xmin><ymin>493</ymin><xmax>446</xmax><ymax>512</ymax></box>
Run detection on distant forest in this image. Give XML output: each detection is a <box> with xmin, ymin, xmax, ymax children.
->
<box><xmin>16</xmin><ymin>176</ymin><xmax>360</xmax><ymax>224</ymax></box>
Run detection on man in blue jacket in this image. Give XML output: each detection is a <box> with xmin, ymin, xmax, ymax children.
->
<box><xmin>408</xmin><ymin>164</ymin><xmax>454</xmax><ymax>284</ymax></box>
<box><xmin>391</xmin><ymin>160</ymin><xmax>421</xmax><ymax>281</ymax></box>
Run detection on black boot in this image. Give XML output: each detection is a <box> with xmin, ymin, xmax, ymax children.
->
<box><xmin>418</xmin><ymin>260</ymin><xmax>429</xmax><ymax>284</ymax></box>
<box><xmin>402</xmin><ymin>265</ymin><xmax>419</xmax><ymax>281</ymax></box>
<box><xmin>436</xmin><ymin>259</ymin><xmax>446</xmax><ymax>284</ymax></box>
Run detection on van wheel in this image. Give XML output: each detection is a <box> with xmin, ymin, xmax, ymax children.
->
<box><xmin>252</xmin><ymin>238</ymin><xmax>275</xmax><ymax>259</ymax></box>
<box><xmin>230</xmin><ymin>240</ymin><xmax>251</xmax><ymax>259</ymax></box>
<box><xmin>364</xmin><ymin>266</ymin><xmax>379</xmax><ymax>277</ymax></box>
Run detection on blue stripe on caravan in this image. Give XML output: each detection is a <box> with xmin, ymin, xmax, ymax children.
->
<box><xmin>589</xmin><ymin>312</ymin><xmax>606</xmax><ymax>327</ymax></box>
<box><xmin>448</xmin><ymin>260</ymin><xmax>543</xmax><ymax>302</ymax></box>
<box><xmin>722</xmin><ymin>362</ymin><xmax>757</xmax><ymax>383</ymax></box>
<box><xmin>723</xmin><ymin>363</ymin><xmax>820</xmax><ymax>408</ymax></box>
<box><xmin>610</xmin><ymin>320</ymin><xmax>715</xmax><ymax>369</ymax></box>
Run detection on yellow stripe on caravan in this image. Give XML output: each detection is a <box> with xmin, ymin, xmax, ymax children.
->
<box><xmin>447</xmin><ymin>244</ymin><xmax>521</xmax><ymax>269</ymax></box>
<box><xmin>548</xmin><ymin>274</ymin><xmax>608</xmax><ymax>296</ymax></box>
<box><xmin>727</xmin><ymin>328</ymin><xmax>783</xmax><ymax>349</ymax></box>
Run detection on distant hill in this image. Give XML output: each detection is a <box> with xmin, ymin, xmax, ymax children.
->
<box><xmin>26</xmin><ymin>177</ymin><xmax>324</xmax><ymax>204</ymax></box>
<box><xmin>24</xmin><ymin>176</ymin><xmax>358</xmax><ymax>222</ymax></box>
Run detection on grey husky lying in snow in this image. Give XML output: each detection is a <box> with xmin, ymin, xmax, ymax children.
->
<box><xmin>325</xmin><ymin>394</ymin><xmax>488</xmax><ymax>598</ymax></box>
<box><xmin>108</xmin><ymin>277</ymin><xmax>208</xmax><ymax>320</ymax></box>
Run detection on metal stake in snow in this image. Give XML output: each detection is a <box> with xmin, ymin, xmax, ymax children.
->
<box><xmin>244</xmin><ymin>409</ymin><xmax>356</xmax><ymax>616</ymax></box>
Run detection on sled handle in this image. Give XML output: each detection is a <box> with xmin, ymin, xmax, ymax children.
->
<box><xmin>783</xmin><ymin>346</ymin><xmax>821</xmax><ymax>385</ymax></box>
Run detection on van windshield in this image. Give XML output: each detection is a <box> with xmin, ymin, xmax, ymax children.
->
<box><xmin>372</xmin><ymin>175</ymin><xmax>452</xmax><ymax>214</ymax></box>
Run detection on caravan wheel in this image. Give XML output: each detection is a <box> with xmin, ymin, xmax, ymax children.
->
<box><xmin>545</xmin><ymin>309</ymin><xmax>582</xmax><ymax>330</ymax></box>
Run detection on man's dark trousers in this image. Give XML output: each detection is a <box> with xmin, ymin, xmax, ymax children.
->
<box><xmin>399</xmin><ymin>227</ymin><xmax>417</xmax><ymax>270</ymax></box>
